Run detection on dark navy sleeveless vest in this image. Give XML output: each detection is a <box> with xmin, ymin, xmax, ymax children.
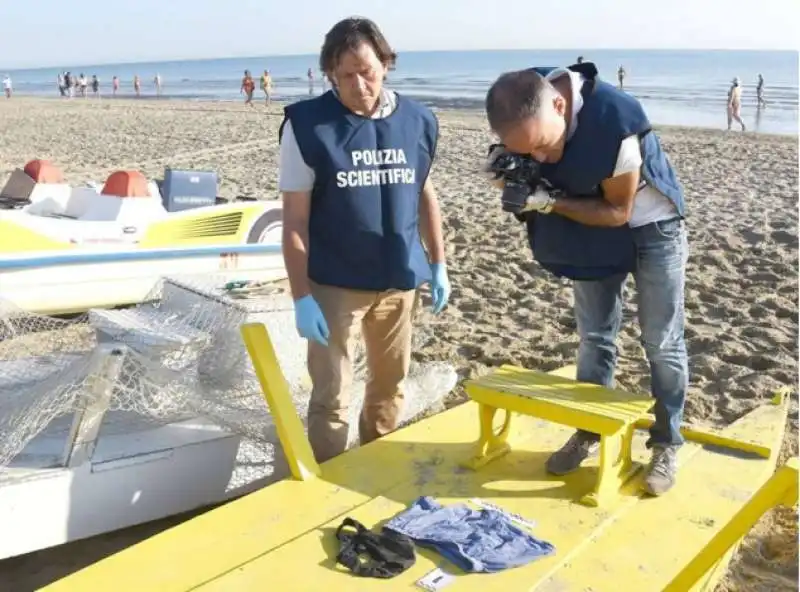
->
<box><xmin>525</xmin><ymin>63</ymin><xmax>686</xmax><ymax>281</ymax></box>
<box><xmin>282</xmin><ymin>91</ymin><xmax>438</xmax><ymax>291</ymax></box>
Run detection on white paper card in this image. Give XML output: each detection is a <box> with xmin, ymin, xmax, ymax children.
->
<box><xmin>416</xmin><ymin>567</ymin><xmax>456</xmax><ymax>591</ymax></box>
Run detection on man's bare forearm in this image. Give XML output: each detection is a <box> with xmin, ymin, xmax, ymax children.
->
<box><xmin>551</xmin><ymin>195</ymin><xmax>630</xmax><ymax>227</ymax></box>
<box><xmin>419</xmin><ymin>180</ymin><xmax>446</xmax><ymax>264</ymax></box>
<box><xmin>282</xmin><ymin>224</ymin><xmax>312</xmax><ymax>300</ymax></box>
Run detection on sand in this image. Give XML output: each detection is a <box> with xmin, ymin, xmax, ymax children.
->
<box><xmin>0</xmin><ymin>96</ymin><xmax>797</xmax><ymax>591</ymax></box>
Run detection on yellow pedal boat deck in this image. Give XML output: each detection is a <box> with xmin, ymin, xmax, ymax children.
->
<box><xmin>43</xmin><ymin>325</ymin><xmax>793</xmax><ymax>592</ymax></box>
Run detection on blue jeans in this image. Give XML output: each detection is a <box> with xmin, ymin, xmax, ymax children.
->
<box><xmin>573</xmin><ymin>218</ymin><xmax>689</xmax><ymax>447</ymax></box>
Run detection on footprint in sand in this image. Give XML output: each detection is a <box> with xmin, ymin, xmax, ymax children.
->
<box><xmin>770</xmin><ymin>230</ymin><xmax>796</xmax><ymax>245</ymax></box>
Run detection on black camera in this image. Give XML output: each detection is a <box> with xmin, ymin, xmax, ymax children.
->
<box><xmin>484</xmin><ymin>144</ymin><xmax>544</xmax><ymax>215</ymax></box>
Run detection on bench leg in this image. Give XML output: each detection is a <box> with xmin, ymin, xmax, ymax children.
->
<box><xmin>580</xmin><ymin>423</ymin><xmax>641</xmax><ymax>507</ymax></box>
<box><xmin>462</xmin><ymin>403</ymin><xmax>513</xmax><ymax>470</ymax></box>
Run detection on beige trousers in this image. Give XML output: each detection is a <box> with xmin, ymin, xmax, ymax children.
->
<box><xmin>307</xmin><ymin>283</ymin><xmax>417</xmax><ymax>464</ymax></box>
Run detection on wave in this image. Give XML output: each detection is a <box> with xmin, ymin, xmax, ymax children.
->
<box><xmin>14</xmin><ymin>79</ymin><xmax>797</xmax><ymax>106</ymax></box>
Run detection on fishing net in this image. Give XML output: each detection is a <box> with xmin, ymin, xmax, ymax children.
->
<box><xmin>0</xmin><ymin>277</ymin><xmax>457</xmax><ymax>490</ymax></box>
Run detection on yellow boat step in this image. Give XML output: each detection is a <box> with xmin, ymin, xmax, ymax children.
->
<box><xmin>463</xmin><ymin>365</ymin><xmax>655</xmax><ymax>507</ymax></box>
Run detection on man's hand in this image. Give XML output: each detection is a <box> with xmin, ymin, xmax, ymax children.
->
<box><xmin>294</xmin><ymin>294</ymin><xmax>330</xmax><ymax>346</ymax></box>
<box><xmin>517</xmin><ymin>186</ymin><xmax>557</xmax><ymax>214</ymax></box>
<box><xmin>429</xmin><ymin>262</ymin><xmax>451</xmax><ymax>314</ymax></box>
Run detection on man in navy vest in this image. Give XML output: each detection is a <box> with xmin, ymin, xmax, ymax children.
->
<box><xmin>278</xmin><ymin>18</ymin><xmax>450</xmax><ymax>464</ymax></box>
<box><xmin>483</xmin><ymin>63</ymin><xmax>689</xmax><ymax>496</ymax></box>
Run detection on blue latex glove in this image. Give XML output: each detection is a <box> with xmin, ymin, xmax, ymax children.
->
<box><xmin>430</xmin><ymin>262</ymin><xmax>451</xmax><ymax>315</ymax></box>
<box><xmin>294</xmin><ymin>294</ymin><xmax>330</xmax><ymax>346</ymax></box>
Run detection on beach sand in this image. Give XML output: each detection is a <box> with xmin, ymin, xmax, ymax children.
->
<box><xmin>0</xmin><ymin>97</ymin><xmax>797</xmax><ymax>591</ymax></box>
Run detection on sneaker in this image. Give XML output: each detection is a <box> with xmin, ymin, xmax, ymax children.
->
<box><xmin>545</xmin><ymin>431</ymin><xmax>600</xmax><ymax>476</ymax></box>
<box><xmin>643</xmin><ymin>445</ymin><xmax>678</xmax><ymax>496</ymax></box>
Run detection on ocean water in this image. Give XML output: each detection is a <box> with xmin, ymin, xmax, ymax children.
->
<box><xmin>5</xmin><ymin>50</ymin><xmax>798</xmax><ymax>135</ymax></box>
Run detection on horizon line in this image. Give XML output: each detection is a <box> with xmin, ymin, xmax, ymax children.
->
<box><xmin>3</xmin><ymin>47</ymin><xmax>794</xmax><ymax>72</ymax></box>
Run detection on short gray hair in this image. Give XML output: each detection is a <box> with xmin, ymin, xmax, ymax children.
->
<box><xmin>485</xmin><ymin>69</ymin><xmax>558</xmax><ymax>134</ymax></box>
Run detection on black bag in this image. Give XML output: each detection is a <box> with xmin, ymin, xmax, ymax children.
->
<box><xmin>335</xmin><ymin>517</ymin><xmax>416</xmax><ymax>579</ymax></box>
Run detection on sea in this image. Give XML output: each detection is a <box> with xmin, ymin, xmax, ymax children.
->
<box><xmin>5</xmin><ymin>50</ymin><xmax>798</xmax><ymax>135</ymax></box>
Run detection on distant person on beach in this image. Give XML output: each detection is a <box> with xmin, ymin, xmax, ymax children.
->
<box><xmin>756</xmin><ymin>74</ymin><xmax>766</xmax><ymax>108</ymax></box>
<box><xmin>91</xmin><ymin>75</ymin><xmax>99</xmax><ymax>97</ymax></box>
<box><xmin>241</xmin><ymin>70</ymin><xmax>255</xmax><ymax>107</ymax></box>
<box><xmin>260</xmin><ymin>70</ymin><xmax>272</xmax><ymax>105</ymax></box>
<box><xmin>483</xmin><ymin>61</ymin><xmax>688</xmax><ymax>496</ymax></box>
<box><xmin>57</xmin><ymin>73</ymin><xmax>66</xmax><ymax>97</ymax></box>
<box><xmin>133</xmin><ymin>75</ymin><xmax>141</xmax><ymax>97</ymax></box>
<box><xmin>2</xmin><ymin>75</ymin><xmax>12</xmax><ymax>99</ymax></box>
<box><xmin>727</xmin><ymin>77</ymin><xmax>746</xmax><ymax>132</ymax></box>
<box><xmin>112</xmin><ymin>76</ymin><xmax>119</xmax><ymax>96</ymax></box>
<box><xmin>154</xmin><ymin>73</ymin><xmax>162</xmax><ymax>96</ymax></box>
<box><xmin>576</xmin><ymin>55</ymin><xmax>584</xmax><ymax>64</ymax></box>
<box><xmin>64</xmin><ymin>72</ymin><xmax>73</xmax><ymax>98</ymax></box>
<box><xmin>617</xmin><ymin>65</ymin><xmax>626</xmax><ymax>89</ymax></box>
<box><xmin>307</xmin><ymin>67</ymin><xmax>314</xmax><ymax>94</ymax></box>
<box><xmin>78</xmin><ymin>73</ymin><xmax>88</xmax><ymax>98</ymax></box>
<box><xmin>279</xmin><ymin>17</ymin><xmax>449</xmax><ymax>464</ymax></box>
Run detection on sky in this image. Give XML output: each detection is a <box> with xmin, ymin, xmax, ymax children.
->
<box><xmin>0</xmin><ymin>0</ymin><xmax>798</xmax><ymax>69</ymax></box>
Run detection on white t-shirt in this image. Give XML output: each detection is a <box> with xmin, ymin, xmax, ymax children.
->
<box><xmin>278</xmin><ymin>89</ymin><xmax>398</xmax><ymax>193</ymax></box>
<box><xmin>612</xmin><ymin>136</ymin><xmax>679</xmax><ymax>227</ymax></box>
<box><xmin>2</xmin><ymin>78</ymin><xmax>11</xmax><ymax>90</ymax></box>
<box><xmin>546</xmin><ymin>68</ymin><xmax>677</xmax><ymax>228</ymax></box>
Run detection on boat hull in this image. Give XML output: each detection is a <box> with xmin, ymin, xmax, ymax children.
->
<box><xmin>0</xmin><ymin>244</ymin><xmax>285</xmax><ymax>315</ymax></box>
<box><xmin>0</xmin><ymin>197</ymin><xmax>286</xmax><ymax>314</ymax></box>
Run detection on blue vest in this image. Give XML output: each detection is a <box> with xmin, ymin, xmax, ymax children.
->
<box><xmin>525</xmin><ymin>64</ymin><xmax>686</xmax><ymax>281</ymax></box>
<box><xmin>282</xmin><ymin>91</ymin><xmax>438</xmax><ymax>291</ymax></box>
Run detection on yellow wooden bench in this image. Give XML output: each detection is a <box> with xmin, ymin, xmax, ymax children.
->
<box><xmin>463</xmin><ymin>365</ymin><xmax>655</xmax><ymax>507</ymax></box>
